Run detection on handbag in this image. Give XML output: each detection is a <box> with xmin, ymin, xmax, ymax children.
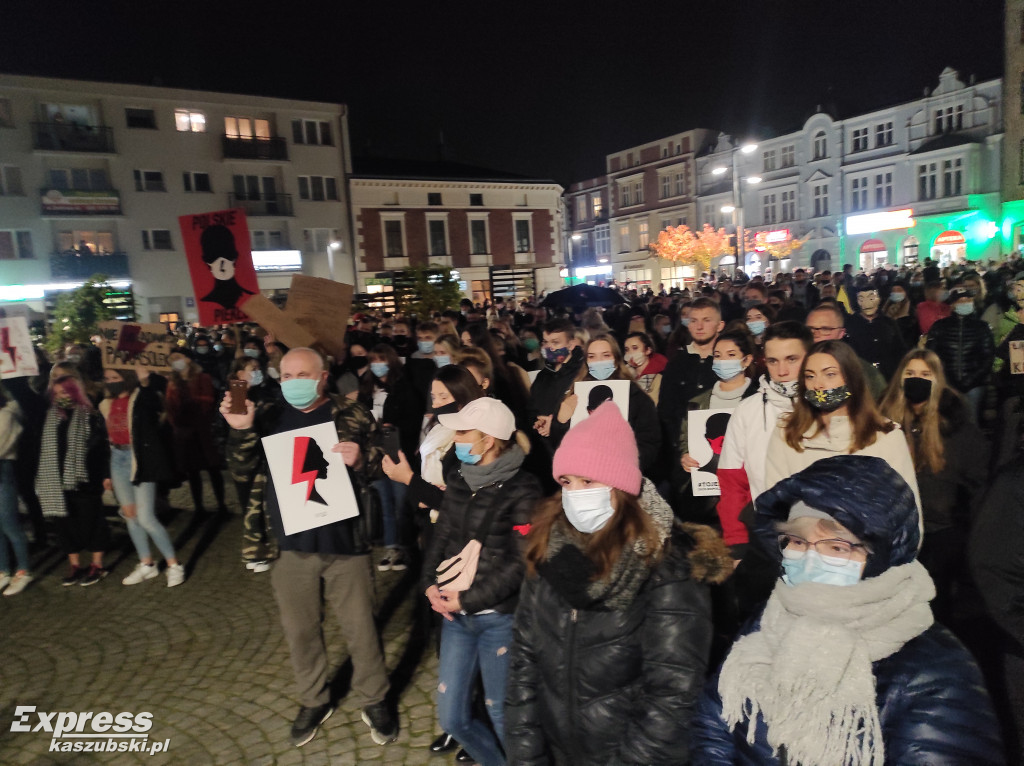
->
<box><xmin>435</xmin><ymin>483</ymin><xmax>504</xmax><ymax>593</ymax></box>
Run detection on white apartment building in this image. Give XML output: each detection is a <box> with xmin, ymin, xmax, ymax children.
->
<box><xmin>0</xmin><ymin>74</ymin><xmax>353</xmax><ymax>324</ymax></box>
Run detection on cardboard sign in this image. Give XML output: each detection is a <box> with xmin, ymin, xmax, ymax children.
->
<box><xmin>688</xmin><ymin>408</ymin><xmax>734</xmax><ymax>497</ymax></box>
<box><xmin>569</xmin><ymin>380</ymin><xmax>630</xmax><ymax>429</ymax></box>
<box><xmin>99</xmin><ymin>321</ymin><xmax>174</xmax><ymax>372</ymax></box>
<box><xmin>285</xmin><ymin>275</ymin><xmax>353</xmax><ymax>360</ymax></box>
<box><xmin>1010</xmin><ymin>341</ymin><xmax>1024</xmax><ymax>375</ymax></box>
<box><xmin>0</xmin><ymin>318</ymin><xmax>39</xmax><ymax>379</ymax></box>
<box><xmin>262</xmin><ymin>421</ymin><xmax>359</xmax><ymax>535</ymax></box>
<box><xmin>178</xmin><ymin>208</ymin><xmax>259</xmax><ymax>325</ymax></box>
<box><xmin>240</xmin><ymin>294</ymin><xmax>318</xmax><ymax>351</ymax></box>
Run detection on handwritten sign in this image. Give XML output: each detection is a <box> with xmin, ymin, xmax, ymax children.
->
<box><xmin>284</xmin><ymin>275</ymin><xmax>353</xmax><ymax>360</ymax></box>
<box><xmin>178</xmin><ymin>208</ymin><xmax>259</xmax><ymax>325</ymax></box>
<box><xmin>99</xmin><ymin>321</ymin><xmax>174</xmax><ymax>372</ymax></box>
<box><xmin>239</xmin><ymin>294</ymin><xmax>318</xmax><ymax>352</ymax></box>
<box><xmin>1011</xmin><ymin>341</ymin><xmax>1024</xmax><ymax>375</ymax></box>
<box><xmin>0</xmin><ymin>318</ymin><xmax>39</xmax><ymax>379</ymax></box>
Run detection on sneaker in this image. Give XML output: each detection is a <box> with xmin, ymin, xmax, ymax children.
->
<box><xmin>121</xmin><ymin>562</ymin><xmax>159</xmax><ymax>585</ymax></box>
<box><xmin>289</xmin><ymin>703</ymin><xmax>332</xmax><ymax>748</ymax></box>
<box><xmin>0</xmin><ymin>573</ymin><xmax>10</xmax><ymax>592</ymax></box>
<box><xmin>79</xmin><ymin>565</ymin><xmax>108</xmax><ymax>587</ymax></box>
<box><xmin>361</xmin><ymin>701</ymin><xmax>398</xmax><ymax>745</ymax></box>
<box><xmin>62</xmin><ymin>566</ymin><xmax>86</xmax><ymax>586</ymax></box>
<box><xmin>166</xmin><ymin>564</ymin><xmax>185</xmax><ymax>588</ymax></box>
<box><xmin>389</xmin><ymin>549</ymin><xmax>408</xmax><ymax>572</ymax></box>
<box><xmin>3</xmin><ymin>573</ymin><xmax>32</xmax><ymax>597</ymax></box>
<box><xmin>249</xmin><ymin>560</ymin><xmax>271</xmax><ymax>573</ymax></box>
<box><xmin>377</xmin><ymin>553</ymin><xmax>393</xmax><ymax>572</ymax></box>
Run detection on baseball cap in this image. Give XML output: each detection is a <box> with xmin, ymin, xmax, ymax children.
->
<box><xmin>438</xmin><ymin>397</ymin><xmax>515</xmax><ymax>439</ymax></box>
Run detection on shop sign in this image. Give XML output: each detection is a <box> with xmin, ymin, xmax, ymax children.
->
<box><xmin>846</xmin><ymin>209</ymin><xmax>914</xmax><ymax>235</ymax></box>
<box><xmin>860</xmin><ymin>239</ymin><xmax>887</xmax><ymax>253</ymax></box>
<box><xmin>934</xmin><ymin>230</ymin><xmax>966</xmax><ymax>246</ymax></box>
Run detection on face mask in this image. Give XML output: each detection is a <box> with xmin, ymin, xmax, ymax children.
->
<box><xmin>370</xmin><ymin>362</ymin><xmax>389</xmax><ymax>378</ymax></box>
<box><xmin>681</xmin><ymin>317</ymin><xmax>691</xmax><ymax>328</ymax></box>
<box><xmin>888</xmin><ymin>292</ymin><xmax>906</xmax><ymax>303</ymax></box>
<box><xmin>742</xmin><ymin>299</ymin><xmax>761</xmax><ymax>310</ymax></box>
<box><xmin>243</xmin><ymin>348</ymin><xmax>261</xmax><ymax>359</ymax></box>
<box><xmin>418</xmin><ymin>340</ymin><xmax>435</xmax><ymax>355</ymax></box>
<box><xmin>434</xmin><ymin>354</ymin><xmax>451</xmax><ymax>368</ymax></box>
<box><xmin>954</xmin><ymin>303</ymin><xmax>975</xmax><ymax>316</ymax></box>
<box><xmin>768</xmin><ymin>378</ymin><xmax>800</xmax><ymax>399</ymax></box>
<box><xmin>937</xmin><ymin>291</ymin><xmax>950</xmax><ymax>302</ymax></box>
<box><xmin>195</xmin><ymin>346</ymin><xmax>210</xmax><ymax>355</ymax></box>
<box><xmin>712</xmin><ymin>359</ymin><xmax>745</xmax><ymax>381</ymax></box>
<box><xmin>523</xmin><ymin>338</ymin><xmax>540</xmax><ymax>351</ymax></box>
<box><xmin>910</xmin><ymin>280</ymin><xmax>923</xmax><ymax>288</ymax></box>
<box><xmin>588</xmin><ymin>360</ymin><xmax>617</xmax><ymax>380</ymax></box>
<box><xmin>562</xmin><ymin>486</ymin><xmax>615</xmax><ymax>534</ymax></box>
<box><xmin>249</xmin><ymin>370</ymin><xmax>264</xmax><ymax>387</ymax></box>
<box><xmin>747</xmin><ymin>320</ymin><xmax>766</xmax><ymax>336</ymax></box>
<box><xmin>624</xmin><ymin>351</ymin><xmax>646</xmax><ymax>368</ymax></box>
<box><xmin>782</xmin><ymin>549</ymin><xmax>864</xmax><ymax>587</ymax></box>
<box><xmin>432</xmin><ymin>401</ymin><xmax>460</xmax><ymax>416</ymax></box>
<box><xmin>658</xmin><ymin>324</ymin><xmax>671</xmax><ymax>335</ymax></box>
<box><xmin>544</xmin><ymin>346</ymin><xmax>571</xmax><ymax>365</ymax></box>
<box><xmin>903</xmin><ymin>376</ymin><xmax>932</xmax><ymax>404</ymax></box>
<box><xmin>55</xmin><ymin>394</ymin><xmax>74</xmax><ymax>409</ymax></box>
<box><xmin>803</xmin><ymin>384</ymin><xmax>851</xmax><ymax>412</ymax></box>
<box><xmin>213</xmin><ymin>344</ymin><xmax>224</xmax><ymax>353</ymax></box>
<box><xmin>171</xmin><ymin>359</ymin><xmax>188</xmax><ymax>372</ymax></box>
<box><xmin>454</xmin><ymin>439</ymin><xmax>483</xmax><ymax>465</ymax></box>
<box><xmin>106</xmin><ymin>381</ymin><xmax>127</xmax><ymax>397</ymax></box>
<box><xmin>281</xmin><ymin>378</ymin><xmax>320</xmax><ymax>409</ymax></box>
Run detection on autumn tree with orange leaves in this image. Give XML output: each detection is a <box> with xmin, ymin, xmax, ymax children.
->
<box><xmin>649</xmin><ymin>224</ymin><xmax>733</xmax><ymax>274</ymax></box>
<box><xmin>744</xmin><ymin>230</ymin><xmax>805</xmax><ymax>261</ymax></box>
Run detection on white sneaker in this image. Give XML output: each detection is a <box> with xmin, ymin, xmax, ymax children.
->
<box><xmin>0</xmin><ymin>573</ymin><xmax>10</xmax><ymax>592</ymax></box>
<box><xmin>249</xmin><ymin>560</ymin><xmax>271</xmax><ymax>573</ymax></box>
<box><xmin>122</xmin><ymin>562</ymin><xmax>159</xmax><ymax>585</ymax></box>
<box><xmin>165</xmin><ymin>563</ymin><xmax>185</xmax><ymax>588</ymax></box>
<box><xmin>3</xmin><ymin>573</ymin><xmax>32</xmax><ymax>596</ymax></box>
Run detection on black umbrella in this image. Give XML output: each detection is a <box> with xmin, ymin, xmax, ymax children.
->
<box><xmin>539</xmin><ymin>284</ymin><xmax>627</xmax><ymax>309</ymax></box>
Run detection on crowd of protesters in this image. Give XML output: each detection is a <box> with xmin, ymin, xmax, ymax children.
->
<box><xmin>5</xmin><ymin>252</ymin><xmax>1024</xmax><ymax>762</ymax></box>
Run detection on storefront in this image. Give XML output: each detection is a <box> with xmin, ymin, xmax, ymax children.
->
<box><xmin>930</xmin><ymin>230</ymin><xmax>967</xmax><ymax>267</ymax></box>
<box><xmin>859</xmin><ymin>239</ymin><xmax>889</xmax><ymax>270</ymax></box>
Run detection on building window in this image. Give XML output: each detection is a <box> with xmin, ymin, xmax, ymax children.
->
<box><xmin>183</xmin><ymin>171</ymin><xmax>212</xmax><ymax>192</ymax></box>
<box><xmin>781</xmin><ymin>189</ymin><xmax>796</xmax><ymax>221</ymax></box>
<box><xmin>660</xmin><ymin>175</ymin><xmax>671</xmax><ymax>199</ymax></box>
<box><xmin>780</xmin><ymin>145</ymin><xmax>795</xmax><ymax>168</ymax></box>
<box><xmin>813</xmin><ymin>184</ymin><xmax>829</xmax><ymax>217</ymax></box>
<box><xmin>303</xmin><ymin>228</ymin><xmax>340</xmax><ymax>254</ymax></box>
<box><xmin>874</xmin><ymin>172</ymin><xmax>893</xmax><ymax>207</ymax></box>
<box><xmin>133</xmin><ymin>169</ymin><xmax>165</xmax><ymax>192</ymax></box>
<box><xmin>595</xmin><ymin>225</ymin><xmax>610</xmax><ymax>257</ymax></box>
<box><xmin>469</xmin><ymin>193</ymin><xmax>483</xmax><ymax>206</ymax></box>
<box><xmin>428</xmin><ymin>192</ymin><xmax>442</xmax><ymax>206</ymax></box>
<box><xmin>384</xmin><ymin>220</ymin><xmax>404</xmax><ymax>257</ymax></box>
<box><xmin>813</xmin><ymin>131</ymin><xmax>827</xmax><ymax>160</ymax></box>
<box><xmin>592</xmin><ymin>194</ymin><xmax>603</xmax><ymax>218</ymax></box>
<box><xmin>621</xmin><ymin>184</ymin><xmax>632</xmax><ymax>207</ymax></box>
<box><xmin>428</xmin><ymin>219</ymin><xmax>447</xmax><ymax>256</ymax></box>
<box><xmin>0</xmin><ymin>231</ymin><xmax>33</xmax><ymax>260</ymax></box>
<box><xmin>59</xmin><ymin>231</ymin><xmax>114</xmax><ymax>254</ymax></box>
<box><xmin>637</xmin><ymin>221</ymin><xmax>649</xmax><ymax>249</ymax></box>
<box><xmin>174</xmin><ymin>109</ymin><xmax>206</xmax><ymax>133</ymax></box>
<box><xmin>634</xmin><ymin>181</ymin><xmax>644</xmax><ymax>205</ymax></box>
<box><xmin>851</xmin><ymin>177</ymin><xmax>868</xmax><ymax>212</ymax></box>
<box><xmin>943</xmin><ymin>158</ymin><xmax>963</xmax><ymax>196</ymax></box>
<box><xmin>575</xmin><ymin>196</ymin><xmax>587</xmax><ymax>222</ymax></box>
<box><xmin>674</xmin><ymin>171</ymin><xmax>686</xmax><ymax>196</ymax></box>
<box><xmin>251</xmin><ymin>230</ymin><xmax>285</xmax><ymax>250</ymax></box>
<box><xmin>291</xmin><ymin>119</ymin><xmax>332</xmax><ymax>146</ymax></box>
<box><xmin>470</xmin><ymin>219</ymin><xmax>488</xmax><ymax>254</ymax></box>
<box><xmin>0</xmin><ymin>166</ymin><xmax>23</xmax><ymax>196</ymax></box>
<box><xmin>515</xmin><ymin>219</ymin><xmax>532</xmax><ymax>253</ymax></box>
<box><xmin>875</xmin><ymin>122</ymin><xmax>894</xmax><ymax>147</ymax></box>
<box><xmin>851</xmin><ymin>128</ymin><xmax>869</xmax><ymax>152</ymax></box>
<box><xmin>763</xmin><ymin>150</ymin><xmax>777</xmax><ymax>172</ymax></box>
<box><xmin>226</xmin><ymin>117</ymin><xmax>270</xmax><ymax>139</ymax></box>
<box><xmin>934</xmin><ymin>106</ymin><xmax>965</xmax><ymax>134</ymax></box>
<box><xmin>48</xmin><ymin>168</ymin><xmax>109</xmax><ymax>191</ymax></box>
<box><xmin>918</xmin><ymin>162</ymin><xmax>938</xmax><ymax>200</ymax></box>
<box><xmin>618</xmin><ymin>222</ymin><xmax>631</xmax><ymax>252</ymax></box>
<box><xmin>762</xmin><ymin>193</ymin><xmax>777</xmax><ymax>224</ymax></box>
<box><xmin>297</xmin><ymin>176</ymin><xmax>338</xmax><ymax>201</ymax></box>
<box><xmin>0</xmin><ymin>98</ymin><xmax>13</xmax><ymax>128</ymax></box>
<box><xmin>125</xmin><ymin>108</ymin><xmax>157</xmax><ymax>129</ymax></box>
<box><xmin>141</xmin><ymin>230</ymin><xmax>173</xmax><ymax>250</ymax></box>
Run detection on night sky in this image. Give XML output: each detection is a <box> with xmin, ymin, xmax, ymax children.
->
<box><xmin>0</xmin><ymin>0</ymin><xmax>1005</xmax><ymax>185</ymax></box>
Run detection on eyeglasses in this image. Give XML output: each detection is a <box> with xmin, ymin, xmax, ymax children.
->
<box><xmin>777</xmin><ymin>534</ymin><xmax>867</xmax><ymax>562</ymax></box>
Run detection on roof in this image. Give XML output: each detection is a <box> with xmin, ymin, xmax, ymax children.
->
<box><xmin>350</xmin><ymin>157</ymin><xmax>555</xmax><ymax>184</ymax></box>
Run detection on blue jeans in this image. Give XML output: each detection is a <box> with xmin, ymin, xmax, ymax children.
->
<box><xmin>965</xmin><ymin>386</ymin><xmax>985</xmax><ymax>424</ymax></box>
<box><xmin>109</xmin><ymin>447</ymin><xmax>176</xmax><ymax>562</ymax></box>
<box><xmin>373</xmin><ymin>478</ymin><xmax>408</xmax><ymax>549</ymax></box>
<box><xmin>437</xmin><ymin>612</ymin><xmax>513</xmax><ymax>766</ymax></box>
<box><xmin>0</xmin><ymin>460</ymin><xmax>29</xmax><ymax>574</ymax></box>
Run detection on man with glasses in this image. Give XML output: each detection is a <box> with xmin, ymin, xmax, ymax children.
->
<box><xmin>805</xmin><ymin>305</ymin><xmax>886</xmax><ymax>400</ymax></box>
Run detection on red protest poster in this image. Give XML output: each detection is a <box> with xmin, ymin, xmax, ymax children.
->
<box><xmin>178</xmin><ymin>208</ymin><xmax>259</xmax><ymax>325</ymax></box>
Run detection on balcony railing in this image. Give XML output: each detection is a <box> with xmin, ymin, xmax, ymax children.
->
<box><xmin>32</xmin><ymin>122</ymin><xmax>115</xmax><ymax>153</ymax></box>
<box><xmin>222</xmin><ymin>135</ymin><xmax>288</xmax><ymax>161</ymax></box>
<box><xmin>227</xmin><ymin>192</ymin><xmax>294</xmax><ymax>216</ymax></box>
<box><xmin>40</xmin><ymin>188</ymin><xmax>121</xmax><ymax>216</ymax></box>
<box><xmin>50</xmin><ymin>251</ymin><xmax>130</xmax><ymax>280</ymax></box>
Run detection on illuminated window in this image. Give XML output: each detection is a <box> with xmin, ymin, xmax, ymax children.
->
<box><xmin>592</xmin><ymin>194</ymin><xmax>603</xmax><ymax>218</ymax></box>
<box><xmin>638</xmin><ymin>221</ymin><xmax>649</xmax><ymax>249</ymax></box>
<box><xmin>225</xmin><ymin>117</ymin><xmax>270</xmax><ymax>139</ymax></box>
<box><xmin>619</xmin><ymin>222</ymin><xmax>631</xmax><ymax>252</ymax></box>
<box><xmin>812</xmin><ymin>131</ymin><xmax>827</xmax><ymax>160</ymax></box>
<box><xmin>174</xmin><ymin>109</ymin><xmax>206</xmax><ymax>133</ymax></box>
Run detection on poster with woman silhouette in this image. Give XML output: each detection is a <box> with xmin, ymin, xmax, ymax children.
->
<box><xmin>179</xmin><ymin>208</ymin><xmax>259</xmax><ymax>325</ymax></box>
<box><xmin>261</xmin><ymin>421</ymin><xmax>359</xmax><ymax>535</ymax></box>
<box><xmin>568</xmin><ymin>380</ymin><xmax>630</xmax><ymax>428</ymax></box>
<box><xmin>688</xmin><ymin>409</ymin><xmax>732</xmax><ymax>497</ymax></box>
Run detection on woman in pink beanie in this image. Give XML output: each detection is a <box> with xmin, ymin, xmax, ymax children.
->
<box><xmin>505</xmin><ymin>402</ymin><xmax>730</xmax><ymax>766</ymax></box>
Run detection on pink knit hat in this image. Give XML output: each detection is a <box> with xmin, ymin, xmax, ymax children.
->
<box><xmin>552</xmin><ymin>401</ymin><xmax>642</xmax><ymax>495</ymax></box>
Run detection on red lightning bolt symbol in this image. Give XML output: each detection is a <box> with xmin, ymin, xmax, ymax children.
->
<box><xmin>0</xmin><ymin>328</ymin><xmax>15</xmax><ymax>368</ymax></box>
<box><xmin>292</xmin><ymin>437</ymin><xmax>318</xmax><ymax>502</ymax></box>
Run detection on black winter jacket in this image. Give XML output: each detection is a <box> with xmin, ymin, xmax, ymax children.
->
<box><xmin>845</xmin><ymin>312</ymin><xmax>907</xmax><ymax>380</ymax></box>
<box><xmin>926</xmin><ymin>313</ymin><xmax>995</xmax><ymax>393</ymax></box>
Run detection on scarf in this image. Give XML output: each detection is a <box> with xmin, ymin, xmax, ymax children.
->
<box><xmin>717</xmin><ymin>560</ymin><xmax>935</xmax><ymax>766</ymax></box>
<box><xmin>419</xmin><ymin>424</ymin><xmax>455</xmax><ymax>487</ymax></box>
<box><xmin>36</xmin><ymin>405</ymin><xmax>92</xmax><ymax>518</ymax></box>
<box><xmin>538</xmin><ymin>479</ymin><xmax>673</xmax><ymax>611</ymax></box>
<box><xmin>460</xmin><ymin>444</ymin><xmax>525</xmax><ymax>492</ymax></box>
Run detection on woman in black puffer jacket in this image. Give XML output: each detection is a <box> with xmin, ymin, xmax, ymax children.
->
<box><xmin>505</xmin><ymin>401</ymin><xmax>728</xmax><ymax>766</ymax></box>
<box><xmin>421</xmin><ymin>397</ymin><xmax>542</xmax><ymax>766</ymax></box>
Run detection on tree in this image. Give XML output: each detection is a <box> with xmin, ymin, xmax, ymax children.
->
<box><xmin>395</xmin><ymin>265</ymin><xmax>464</xmax><ymax>317</ymax></box>
<box><xmin>650</xmin><ymin>224</ymin><xmax>732</xmax><ymax>275</ymax></box>
<box><xmin>45</xmin><ymin>274</ymin><xmax>114</xmax><ymax>353</ymax></box>
<box><xmin>745</xmin><ymin>230</ymin><xmax>805</xmax><ymax>261</ymax></box>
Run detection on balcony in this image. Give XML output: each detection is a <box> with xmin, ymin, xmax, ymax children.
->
<box><xmin>41</xmin><ymin>188</ymin><xmax>121</xmax><ymax>216</ymax></box>
<box><xmin>32</xmin><ymin>122</ymin><xmax>115</xmax><ymax>153</ymax></box>
<box><xmin>50</xmin><ymin>251</ymin><xmax>130</xmax><ymax>280</ymax></box>
<box><xmin>227</xmin><ymin>192</ymin><xmax>294</xmax><ymax>216</ymax></box>
<box><xmin>222</xmin><ymin>135</ymin><xmax>289</xmax><ymax>161</ymax></box>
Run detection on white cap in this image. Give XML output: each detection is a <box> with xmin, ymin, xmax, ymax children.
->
<box><xmin>787</xmin><ymin>500</ymin><xmax>834</xmax><ymax>523</ymax></box>
<box><xmin>438</xmin><ymin>397</ymin><xmax>516</xmax><ymax>439</ymax></box>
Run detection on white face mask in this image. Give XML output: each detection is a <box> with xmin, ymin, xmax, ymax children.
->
<box><xmin>561</xmin><ymin>486</ymin><xmax>615</xmax><ymax>534</ymax></box>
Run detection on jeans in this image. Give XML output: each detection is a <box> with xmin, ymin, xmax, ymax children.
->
<box><xmin>109</xmin><ymin>447</ymin><xmax>176</xmax><ymax>562</ymax></box>
<box><xmin>0</xmin><ymin>460</ymin><xmax>29</xmax><ymax>574</ymax></box>
<box><xmin>964</xmin><ymin>386</ymin><xmax>986</xmax><ymax>424</ymax></box>
<box><xmin>373</xmin><ymin>478</ymin><xmax>408</xmax><ymax>549</ymax></box>
<box><xmin>437</xmin><ymin>612</ymin><xmax>513</xmax><ymax>766</ymax></box>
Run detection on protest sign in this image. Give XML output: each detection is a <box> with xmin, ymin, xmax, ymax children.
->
<box><xmin>98</xmin><ymin>321</ymin><xmax>174</xmax><ymax>372</ymax></box>
<box><xmin>179</xmin><ymin>208</ymin><xmax>259</xmax><ymax>325</ymax></box>
<box><xmin>568</xmin><ymin>380</ymin><xmax>630</xmax><ymax>429</ymax></box>
<box><xmin>0</xmin><ymin>317</ymin><xmax>39</xmax><ymax>379</ymax></box>
<box><xmin>688</xmin><ymin>408</ymin><xmax>733</xmax><ymax>497</ymax></box>
<box><xmin>240</xmin><ymin>294</ymin><xmax>318</xmax><ymax>351</ymax></box>
<box><xmin>285</xmin><ymin>275</ymin><xmax>353</xmax><ymax>360</ymax></box>
<box><xmin>1010</xmin><ymin>341</ymin><xmax>1024</xmax><ymax>375</ymax></box>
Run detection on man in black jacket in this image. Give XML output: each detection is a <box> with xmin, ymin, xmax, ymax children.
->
<box><xmin>927</xmin><ymin>288</ymin><xmax>995</xmax><ymax>423</ymax></box>
<box><xmin>529</xmin><ymin>318</ymin><xmax>583</xmax><ymax>456</ymax></box>
<box><xmin>844</xmin><ymin>286</ymin><xmax>906</xmax><ymax>380</ymax></box>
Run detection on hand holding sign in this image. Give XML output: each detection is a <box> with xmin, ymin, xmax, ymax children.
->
<box><xmin>0</xmin><ymin>318</ymin><xmax>39</xmax><ymax>380</ymax></box>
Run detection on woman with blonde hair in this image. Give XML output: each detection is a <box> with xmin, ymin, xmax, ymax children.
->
<box><xmin>878</xmin><ymin>348</ymin><xmax>988</xmax><ymax>624</ymax></box>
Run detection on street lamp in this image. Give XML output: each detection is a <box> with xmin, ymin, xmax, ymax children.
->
<box><xmin>569</xmin><ymin>233</ymin><xmax>582</xmax><ymax>284</ymax></box>
<box><xmin>710</xmin><ymin>141</ymin><xmax>760</xmax><ymax>276</ymax></box>
<box><xmin>327</xmin><ymin>240</ymin><xmax>341</xmax><ymax>281</ymax></box>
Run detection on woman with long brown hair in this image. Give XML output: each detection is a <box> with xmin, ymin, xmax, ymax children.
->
<box><xmin>878</xmin><ymin>349</ymin><xmax>988</xmax><ymax>624</ymax></box>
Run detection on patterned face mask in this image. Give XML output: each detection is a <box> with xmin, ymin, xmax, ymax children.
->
<box><xmin>803</xmin><ymin>384</ymin><xmax>851</xmax><ymax>412</ymax></box>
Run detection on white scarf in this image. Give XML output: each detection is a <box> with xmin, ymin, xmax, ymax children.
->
<box><xmin>718</xmin><ymin>561</ymin><xmax>935</xmax><ymax>766</ymax></box>
<box><xmin>418</xmin><ymin>424</ymin><xmax>454</xmax><ymax>487</ymax></box>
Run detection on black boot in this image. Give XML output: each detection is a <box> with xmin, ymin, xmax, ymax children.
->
<box><xmin>430</xmin><ymin>732</ymin><xmax>458</xmax><ymax>753</ymax></box>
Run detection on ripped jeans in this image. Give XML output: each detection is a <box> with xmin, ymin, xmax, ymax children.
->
<box><xmin>437</xmin><ymin>611</ymin><xmax>513</xmax><ymax>766</ymax></box>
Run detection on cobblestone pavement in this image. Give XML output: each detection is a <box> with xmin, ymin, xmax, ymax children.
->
<box><xmin>0</xmin><ymin>481</ymin><xmax>454</xmax><ymax>765</ymax></box>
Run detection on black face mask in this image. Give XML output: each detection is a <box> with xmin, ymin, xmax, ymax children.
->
<box><xmin>106</xmin><ymin>381</ymin><xmax>127</xmax><ymax>397</ymax></box>
<box><xmin>903</xmin><ymin>377</ymin><xmax>932</xmax><ymax>405</ymax></box>
<box><xmin>432</xmin><ymin>401</ymin><xmax>460</xmax><ymax>416</ymax></box>
<box><xmin>348</xmin><ymin>355</ymin><xmax>367</xmax><ymax>371</ymax></box>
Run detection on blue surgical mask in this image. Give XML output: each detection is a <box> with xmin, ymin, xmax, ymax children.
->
<box><xmin>658</xmin><ymin>324</ymin><xmax>671</xmax><ymax>335</ymax></box>
<box><xmin>370</xmin><ymin>362</ymin><xmax>389</xmax><ymax>378</ymax></box>
<box><xmin>418</xmin><ymin>340</ymin><xmax>435</xmax><ymax>355</ymax></box>
<box><xmin>434</xmin><ymin>354</ymin><xmax>451</xmax><ymax>368</ymax></box>
<box><xmin>281</xmin><ymin>378</ymin><xmax>320</xmax><ymax>409</ymax></box>
<box><xmin>213</xmin><ymin>344</ymin><xmax>224</xmax><ymax>353</ymax></box>
<box><xmin>562</xmin><ymin>486</ymin><xmax>615</xmax><ymax>534</ymax></box>
<box><xmin>195</xmin><ymin>346</ymin><xmax>210</xmax><ymax>355</ymax></box>
<box><xmin>681</xmin><ymin>317</ymin><xmax>691</xmax><ymax>328</ymax></box>
<box><xmin>954</xmin><ymin>302</ymin><xmax>975</xmax><ymax>316</ymax></box>
<box><xmin>747</xmin><ymin>320</ymin><xmax>766</xmax><ymax>336</ymax></box>
<box><xmin>888</xmin><ymin>292</ymin><xmax>906</xmax><ymax>303</ymax></box>
<box><xmin>588</xmin><ymin>360</ymin><xmax>617</xmax><ymax>380</ymax></box>
<box><xmin>782</xmin><ymin>549</ymin><xmax>864</xmax><ymax>587</ymax></box>
<box><xmin>454</xmin><ymin>439</ymin><xmax>482</xmax><ymax>465</ymax></box>
<box><xmin>243</xmin><ymin>348</ymin><xmax>261</xmax><ymax>359</ymax></box>
<box><xmin>249</xmin><ymin>370</ymin><xmax>264</xmax><ymax>387</ymax></box>
<box><xmin>712</xmin><ymin>359</ymin><xmax>745</xmax><ymax>381</ymax></box>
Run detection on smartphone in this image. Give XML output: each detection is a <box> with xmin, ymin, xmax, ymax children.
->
<box><xmin>229</xmin><ymin>379</ymin><xmax>249</xmax><ymax>414</ymax></box>
<box><xmin>381</xmin><ymin>425</ymin><xmax>402</xmax><ymax>463</ymax></box>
